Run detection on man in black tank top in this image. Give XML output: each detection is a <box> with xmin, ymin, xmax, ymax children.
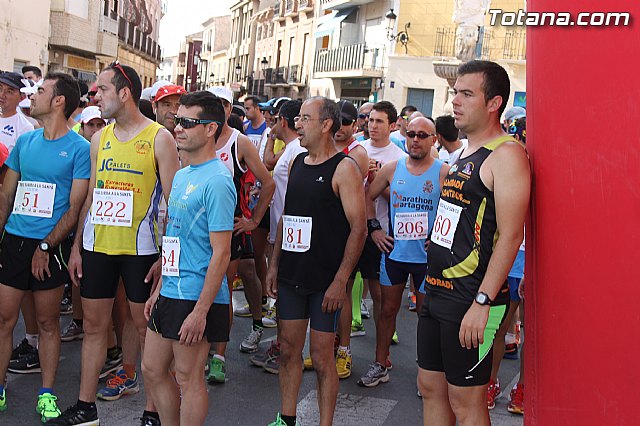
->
<box><xmin>417</xmin><ymin>61</ymin><xmax>530</xmax><ymax>426</ymax></box>
<box><xmin>265</xmin><ymin>97</ymin><xmax>366</xmax><ymax>426</ymax></box>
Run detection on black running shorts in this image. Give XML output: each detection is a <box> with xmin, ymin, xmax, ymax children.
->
<box><xmin>276</xmin><ymin>283</ymin><xmax>341</xmax><ymax>333</ymax></box>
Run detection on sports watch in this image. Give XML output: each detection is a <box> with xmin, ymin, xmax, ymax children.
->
<box><xmin>367</xmin><ymin>219</ymin><xmax>382</xmax><ymax>234</ymax></box>
<box><xmin>474</xmin><ymin>291</ymin><xmax>492</xmax><ymax>306</ymax></box>
<box><xmin>38</xmin><ymin>241</ymin><xmax>51</xmax><ymax>253</ymax></box>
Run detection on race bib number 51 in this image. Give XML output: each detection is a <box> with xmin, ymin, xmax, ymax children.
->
<box><xmin>431</xmin><ymin>200</ymin><xmax>463</xmax><ymax>250</ymax></box>
<box><xmin>91</xmin><ymin>188</ymin><xmax>133</xmax><ymax>227</ymax></box>
<box><xmin>13</xmin><ymin>181</ymin><xmax>56</xmax><ymax>218</ymax></box>
<box><xmin>282</xmin><ymin>215</ymin><xmax>312</xmax><ymax>252</ymax></box>
<box><xmin>162</xmin><ymin>236</ymin><xmax>181</xmax><ymax>277</ymax></box>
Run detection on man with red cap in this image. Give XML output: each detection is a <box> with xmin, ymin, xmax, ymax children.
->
<box><xmin>153</xmin><ymin>85</ymin><xmax>187</xmax><ymax>138</ymax></box>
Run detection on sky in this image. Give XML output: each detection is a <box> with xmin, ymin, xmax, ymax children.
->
<box><xmin>159</xmin><ymin>0</ymin><xmax>236</xmax><ymax>57</ymax></box>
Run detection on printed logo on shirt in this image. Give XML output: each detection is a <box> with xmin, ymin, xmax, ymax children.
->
<box><xmin>316</xmin><ymin>176</ymin><xmax>324</xmax><ymax>183</ymax></box>
<box><xmin>220</xmin><ymin>152</ymin><xmax>229</xmax><ymax>162</ymax></box>
<box><xmin>184</xmin><ymin>182</ymin><xmax>198</xmax><ymax>197</ymax></box>
<box><xmin>449</xmin><ymin>164</ymin><xmax>458</xmax><ymax>175</ymax></box>
<box><xmin>103</xmin><ymin>140</ymin><xmax>112</xmax><ymax>150</ymax></box>
<box><xmin>423</xmin><ymin>180</ymin><xmax>434</xmax><ymax>194</ymax></box>
<box><xmin>135</xmin><ymin>140</ymin><xmax>151</xmax><ymax>155</ymax></box>
<box><xmin>98</xmin><ymin>158</ymin><xmax>143</xmax><ymax>175</ymax></box>
<box><xmin>59</xmin><ymin>151</ymin><xmax>68</xmax><ymax>158</ymax></box>
<box><xmin>396</xmin><ymin>180</ymin><xmax>405</xmax><ymax>185</ymax></box>
<box><xmin>2</xmin><ymin>125</ymin><xmax>15</xmax><ymax>136</ymax></box>
<box><xmin>458</xmin><ymin>162</ymin><xmax>474</xmax><ymax>179</ymax></box>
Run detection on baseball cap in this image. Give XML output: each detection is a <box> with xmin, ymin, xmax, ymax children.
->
<box><xmin>80</xmin><ymin>106</ymin><xmax>107</xmax><ymax>124</ymax></box>
<box><xmin>154</xmin><ymin>85</ymin><xmax>187</xmax><ymax>103</ymax></box>
<box><xmin>258</xmin><ymin>98</ymin><xmax>276</xmax><ymax>110</ymax></box>
<box><xmin>337</xmin><ymin>100</ymin><xmax>358</xmax><ymax>123</ymax></box>
<box><xmin>140</xmin><ymin>87</ymin><xmax>153</xmax><ymax>101</ymax></box>
<box><xmin>0</xmin><ymin>72</ymin><xmax>30</xmax><ymax>90</ymax></box>
<box><xmin>232</xmin><ymin>101</ymin><xmax>246</xmax><ymax>117</ymax></box>
<box><xmin>0</xmin><ymin>143</ymin><xmax>8</xmax><ymax>168</ymax></box>
<box><xmin>207</xmin><ymin>86</ymin><xmax>234</xmax><ymax>104</ymax></box>
<box><xmin>504</xmin><ymin>106</ymin><xmax>526</xmax><ymax>122</ymax></box>
<box><xmin>150</xmin><ymin>80</ymin><xmax>172</xmax><ymax>99</ymax></box>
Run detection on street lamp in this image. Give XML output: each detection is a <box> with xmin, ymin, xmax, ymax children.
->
<box><xmin>235</xmin><ymin>64</ymin><xmax>242</xmax><ymax>82</ymax></box>
<box><xmin>386</xmin><ymin>8</ymin><xmax>410</xmax><ymax>54</ymax></box>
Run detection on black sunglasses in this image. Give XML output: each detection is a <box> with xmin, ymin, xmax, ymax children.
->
<box><xmin>406</xmin><ymin>131</ymin><xmax>436</xmax><ymax>139</ymax></box>
<box><xmin>358</xmin><ymin>113</ymin><xmax>370</xmax><ymax>119</ymax></box>
<box><xmin>174</xmin><ymin>116</ymin><xmax>221</xmax><ymax>129</ymax></box>
<box><xmin>341</xmin><ymin>118</ymin><xmax>355</xmax><ymax>126</ymax></box>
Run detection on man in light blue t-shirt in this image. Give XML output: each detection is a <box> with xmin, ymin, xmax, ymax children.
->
<box><xmin>142</xmin><ymin>90</ymin><xmax>235</xmax><ymax>426</ymax></box>
<box><xmin>0</xmin><ymin>73</ymin><xmax>90</xmax><ymax>422</ymax></box>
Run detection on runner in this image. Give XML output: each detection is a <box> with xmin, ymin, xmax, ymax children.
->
<box><xmin>435</xmin><ymin>114</ymin><xmax>467</xmax><ymax>165</ymax></box>
<box><xmin>153</xmin><ymin>85</ymin><xmax>187</xmax><ymax>138</ymax></box>
<box><xmin>417</xmin><ymin>60</ymin><xmax>530</xmax><ymax>426</ymax></box>
<box><xmin>266</xmin><ymin>96</ymin><xmax>366</xmax><ymax>426</ymax></box>
<box><xmin>50</xmin><ymin>62</ymin><xmax>180</xmax><ymax>426</ymax></box>
<box><xmin>0</xmin><ymin>72</ymin><xmax>35</xmax><ymax>153</ymax></box>
<box><xmin>358</xmin><ymin>117</ymin><xmax>448</xmax><ymax>387</ymax></box>
<box><xmin>389</xmin><ymin>104</ymin><xmax>418</xmax><ymax>152</ymax></box>
<box><xmin>142</xmin><ymin>90</ymin><xmax>235</xmax><ymax>425</ymax></box>
<box><xmin>0</xmin><ymin>72</ymin><xmax>89</xmax><ymax>422</ymax></box>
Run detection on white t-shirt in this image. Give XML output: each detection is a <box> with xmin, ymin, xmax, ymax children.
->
<box><xmin>0</xmin><ymin>113</ymin><xmax>35</xmax><ymax>153</ymax></box>
<box><xmin>447</xmin><ymin>139</ymin><xmax>469</xmax><ymax>165</ymax></box>
<box><xmin>269</xmin><ymin>138</ymin><xmax>307</xmax><ymax>243</ymax></box>
<box><xmin>363</xmin><ymin>139</ymin><xmax>408</xmax><ymax>233</ymax></box>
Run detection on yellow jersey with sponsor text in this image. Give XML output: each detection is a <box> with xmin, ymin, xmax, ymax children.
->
<box><xmin>83</xmin><ymin>122</ymin><xmax>163</xmax><ymax>255</ymax></box>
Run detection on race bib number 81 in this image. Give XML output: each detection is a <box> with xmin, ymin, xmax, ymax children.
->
<box><xmin>431</xmin><ymin>200</ymin><xmax>463</xmax><ymax>250</ymax></box>
<box><xmin>282</xmin><ymin>215</ymin><xmax>312</xmax><ymax>252</ymax></box>
<box><xmin>91</xmin><ymin>188</ymin><xmax>133</xmax><ymax>227</ymax></box>
<box><xmin>13</xmin><ymin>181</ymin><xmax>56</xmax><ymax>218</ymax></box>
<box><xmin>162</xmin><ymin>236</ymin><xmax>180</xmax><ymax>277</ymax></box>
<box><xmin>394</xmin><ymin>212</ymin><xmax>428</xmax><ymax>240</ymax></box>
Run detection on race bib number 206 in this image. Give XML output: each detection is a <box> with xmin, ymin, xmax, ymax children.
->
<box><xmin>281</xmin><ymin>215</ymin><xmax>312</xmax><ymax>252</ymax></box>
<box><xmin>431</xmin><ymin>200</ymin><xmax>463</xmax><ymax>250</ymax></box>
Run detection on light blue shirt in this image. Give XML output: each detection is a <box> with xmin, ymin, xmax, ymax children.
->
<box><xmin>5</xmin><ymin>129</ymin><xmax>90</xmax><ymax>239</ymax></box>
<box><xmin>160</xmin><ymin>158</ymin><xmax>236</xmax><ymax>303</ymax></box>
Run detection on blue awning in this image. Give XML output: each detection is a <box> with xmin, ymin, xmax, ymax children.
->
<box><xmin>314</xmin><ymin>7</ymin><xmax>356</xmax><ymax>38</ymax></box>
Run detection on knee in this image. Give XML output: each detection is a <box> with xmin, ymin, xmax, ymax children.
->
<box><xmin>0</xmin><ymin>312</ymin><xmax>19</xmax><ymax>333</ymax></box>
<box><xmin>174</xmin><ymin>367</ymin><xmax>203</xmax><ymax>392</ymax></box>
<box><xmin>141</xmin><ymin>357</ymin><xmax>158</xmax><ymax>381</ymax></box>
<box><xmin>83</xmin><ymin>317</ymin><xmax>108</xmax><ymax>336</ymax></box>
<box><xmin>36</xmin><ymin>316</ymin><xmax>60</xmax><ymax>335</ymax></box>
<box><xmin>380</xmin><ymin>301</ymin><xmax>398</xmax><ymax>320</ymax></box>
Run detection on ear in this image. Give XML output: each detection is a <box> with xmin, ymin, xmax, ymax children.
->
<box><xmin>321</xmin><ymin>117</ymin><xmax>334</xmax><ymax>134</ymax></box>
<box><xmin>390</xmin><ymin>121</ymin><xmax>397</xmax><ymax>131</ymax></box>
<box><xmin>206</xmin><ymin>122</ymin><xmax>218</xmax><ymax>140</ymax></box>
<box><xmin>487</xmin><ymin>95</ymin><xmax>503</xmax><ymax>114</ymax></box>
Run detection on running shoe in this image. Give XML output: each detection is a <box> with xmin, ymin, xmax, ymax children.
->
<box><xmin>8</xmin><ymin>348</ymin><xmax>40</xmax><ymax>374</ymax></box>
<box><xmin>45</xmin><ymin>403</ymin><xmax>99</xmax><ymax>425</ymax></box>
<box><xmin>268</xmin><ymin>413</ymin><xmax>301</xmax><ymax>426</ymax></box>
<box><xmin>391</xmin><ymin>331</ymin><xmax>399</xmax><ymax>345</ymax></box>
<box><xmin>262</xmin><ymin>306</ymin><xmax>277</xmax><ymax>328</ymax></box>
<box><xmin>37</xmin><ymin>392</ymin><xmax>61</xmax><ymax>422</ymax></box>
<box><xmin>233</xmin><ymin>303</ymin><xmax>252</xmax><ymax>317</ymax></box>
<box><xmin>360</xmin><ymin>300</ymin><xmax>371</xmax><ymax>319</ymax></box>
<box><xmin>99</xmin><ymin>347</ymin><xmax>123</xmax><ymax>380</ymax></box>
<box><xmin>503</xmin><ymin>343</ymin><xmax>519</xmax><ymax>360</ymax></box>
<box><xmin>140</xmin><ymin>413</ymin><xmax>161</xmax><ymax>425</ymax></box>
<box><xmin>263</xmin><ymin>353</ymin><xmax>280</xmax><ymax>375</ymax></box>
<box><xmin>207</xmin><ymin>357</ymin><xmax>226</xmax><ymax>384</ymax></box>
<box><xmin>59</xmin><ymin>297</ymin><xmax>73</xmax><ymax>316</ymax></box>
<box><xmin>507</xmin><ymin>383</ymin><xmax>524</xmax><ymax>414</ymax></box>
<box><xmin>487</xmin><ymin>378</ymin><xmax>501</xmax><ymax>410</ymax></box>
<box><xmin>357</xmin><ymin>362</ymin><xmax>389</xmax><ymax>387</ymax></box>
<box><xmin>0</xmin><ymin>387</ymin><xmax>6</xmax><ymax>412</ymax></box>
<box><xmin>350</xmin><ymin>321</ymin><xmax>365</xmax><ymax>337</ymax></box>
<box><xmin>250</xmin><ymin>341</ymin><xmax>280</xmax><ymax>368</ymax></box>
<box><xmin>60</xmin><ymin>320</ymin><xmax>84</xmax><ymax>342</ymax></box>
<box><xmin>303</xmin><ymin>356</ymin><xmax>314</xmax><ymax>370</ymax></box>
<box><xmin>232</xmin><ymin>274</ymin><xmax>244</xmax><ymax>291</ymax></box>
<box><xmin>408</xmin><ymin>292</ymin><xmax>417</xmax><ymax>311</ymax></box>
<box><xmin>97</xmin><ymin>370</ymin><xmax>139</xmax><ymax>401</ymax></box>
<box><xmin>10</xmin><ymin>338</ymin><xmax>35</xmax><ymax>362</ymax></box>
<box><xmin>240</xmin><ymin>327</ymin><xmax>264</xmax><ymax>353</ymax></box>
<box><xmin>336</xmin><ymin>349</ymin><xmax>352</xmax><ymax>379</ymax></box>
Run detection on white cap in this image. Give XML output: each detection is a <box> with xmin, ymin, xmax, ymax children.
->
<box><xmin>140</xmin><ymin>87</ymin><xmax>154</xmax><ymax>101</ymax></box>
<box><xmin>20</xmin><ymin>79</ymin><xmax>41</xmax><ymax>96</ymax></box>
<box><xmin>207</xmin><ymin>86</ymin><xmax>233</xmax><ymax>104</ymax></box>
<box><xmin>150</xmin><ymin>80</ymin><xmax>172</xmax><ymax>99</ymax></box>
<box><xmin>80</xmin><ymin>106</ymin><xmax>106</xmax><ymax>124</ymax></box>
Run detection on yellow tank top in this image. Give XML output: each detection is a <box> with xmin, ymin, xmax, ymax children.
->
<box><xmin>83</xmin><ymin>122</ymin><xmax>164</xmax><ymax>255</ymax></box>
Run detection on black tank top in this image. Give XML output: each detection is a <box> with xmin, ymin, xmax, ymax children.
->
<box><xmin>425</xmin><ymin>136</ymin><xmax>520</xmax><ymax>305</ymax></box>
<box><xmin>277</xmin><ymin>152</ymin><xmax>351</xmax><ymax>291</ymax></box>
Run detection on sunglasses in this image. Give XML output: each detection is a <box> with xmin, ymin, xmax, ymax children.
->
<box><xmin>341</xmin><ymin>118</ymin><xmax>355</xmax><ymax>126</ymax></box>
<box><xmin>173</xmin><ymin>116</ymin><xmax>221</xmax><ymax>129</ymax></box>
<box><xmin>406</xmin><ymin>131</ymin><xmax>435</xmax><ymax>139</ymax></box>
<box><xmin>358</xmin><ymin>113</ymin><xmax>370</xmax><ymax>119</ymax></box>
<box><xmin>109</xmin><ymin>61</ymin><xmax>133</xmax><ymax>89</ymax></box>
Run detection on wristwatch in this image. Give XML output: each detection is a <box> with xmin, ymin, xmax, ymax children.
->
<box><xmin>474</xmin><ymin>291</ymin><xmax>492</xmax><ymax>306</ymax></box>
<box><xmin>367</xmin><ymin>218</ymin><xmax>382</xmax><ymax>234</ymax></box>
<box><xmin>38</xmin><ymin>240</ymin><xmax>51</xmax><ymax>253</ymax></box>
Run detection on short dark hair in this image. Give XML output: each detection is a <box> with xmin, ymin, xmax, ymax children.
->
<box><xmin>180</xmin><ymin>90</ymin><xmax>226</xmax><ymax>140</ymax></box>
<box><xmin>435</xmin><ymin>115</ymin><xmax>459</xmax><ymax>142</ymax></box>
<box><xmin>372</xmin><ymin>100</ymin><xmax>398</xmax><ymax>124</ymax></box>
<box><xmin>22</xmin><ymin>66</ymin><xmax>42</xmax><ymax>78</ymax></box>
<box><xmin>244</xmin><ymin>96</ymin><xmax>261</xmax><ymax>107</ymax></box>
<box><xmin>400</xmin><ymin>105</ymin><xmax>418</xmax><ymax>117</ymax></box>
<box><xmin>279</xmin><ymin>100</ymin><xmax>302</xmax><ymax>131</ymax></box>
<box><xmin>45</xmin><ymin>73</ymin><xmax>80</xmax><ymax>119</ymax></box>
<box><xmin>308</xmin><ymin>96</ymin><xmax>340</xmax><ymax>135</ymax></box>
<box><xmin>228</xmin><ymin>113</ymin><xmax>245</xmax><ymax>134</ymax></box>
<box><xmin>138</xmin><ymin>99</ymin><xmax>155</xmax><ymax>120</ymax></box>
<box><xmin>457</xmin><ymin>60</ymin><xmax>510</xmax><ymax>117</ymax></box>
<box><xmin>105</xmin><ymin>63</ymin><xmax>142</xmax><ymax>104</ymax></box>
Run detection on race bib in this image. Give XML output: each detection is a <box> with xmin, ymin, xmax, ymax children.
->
<box><xmin>13</xmin><ymin>181</ymin><xmax>56</xmax><ymax>218</ymax></box>
<box><xmin>394</xmin><ymin>212</ymin><xmax>428</xmax><ymax>240</ymax></box>
<box><xmin>91</xmin><ymin>188</ymin><xmax>133</xmax><ymax>227</ymax></box>
<box><xmin>281</xmin><ymin>215</ymin><xmax>312</xmax><ymax>252</ymax></box>
<box><xmin>162</xmin><ymin>236</ymin><xmax>181</xmax><ymax>277</ymax></box>
<box><xmin>431</xmin><ymin>200</ymin><xmax>463</xmax><ymax>250</ymax></box>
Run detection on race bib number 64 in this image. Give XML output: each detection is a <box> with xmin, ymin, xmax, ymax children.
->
<box><xmin>162</xmin><ymin>236</ymin><xmax>181</xmax><ymax>277</ymax></box>
<box><xmin>282</xmin><ymin>215</ymin><xmax>312</xmax><ymax>252</ymax></box>
<box><xmin>431</xmin><ymin>200</ymin><xmax>463</xmax><ymax>250</ymax></box>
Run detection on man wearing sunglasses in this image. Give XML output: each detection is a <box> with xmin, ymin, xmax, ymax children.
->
<box><xmin>354</xmin><ymin>102</ymin><xmax>374</xmax><ymax>142</ymax></box>
<box><xmin>390</xmin><ymin>105</ymin><xmax>418</xmax><ymax>153</ymax></box>
<box><xmin>55</xmin><ymin>63</ymin><xmax>180</xmax><ymax>426</ymax></box>
<box><xmin>361</xmin><ymin>117</ymin><xmax>449</xmax><ymax>388</ymax></box>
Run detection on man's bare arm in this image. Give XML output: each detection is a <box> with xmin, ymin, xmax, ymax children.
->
<box><xmin>0</xmin><ymin>169</ymin><xmax>20</xmax><ymax>234</ymax></box>
<box><xmin>154</xmin><ymin>128</ymin><xmax>180</xmax><ymax>202</ymax></box>
<box><xmin>43</xmin><ymin>179</ymin><xmax>90</xmax><ymax>247</ymax></box>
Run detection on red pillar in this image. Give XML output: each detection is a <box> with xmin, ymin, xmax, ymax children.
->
<box><xmin>527</xmin><ymin>1</ymin><xmax>640</xmax><ymax>424</ymax></box>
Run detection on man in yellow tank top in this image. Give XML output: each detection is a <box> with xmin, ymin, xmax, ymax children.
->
<box><xmin>52</xmin><ymin>63</ymin><xmax>179</xmax><ymax>426</ymax></box>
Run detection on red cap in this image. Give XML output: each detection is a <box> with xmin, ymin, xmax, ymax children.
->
<box><xmin>154</xmin><ymin>85</ymin><xmax>187</xmax><ymax>102</ymax></box>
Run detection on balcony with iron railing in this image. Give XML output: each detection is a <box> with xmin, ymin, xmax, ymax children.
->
<box><xmin>321</xmin><ymin>0</ymin><xmax>375</xmax><ymax>11</ymax></box>
<box><xmin>434</xmin><ymin>26</ymin><xmax>525</xmax><ymax>61</ymax></box>
<box><xmin>313</xmin><ymin>43</ymin><xmax>385</xmax><ymax>77</ymax></box>
<box><xmin>434</xmin><ymin>26</ymin><xmax>492</xmax><ymax>60</ymax></box>
<box><xmin>299</xmin><ymin>0</ymin><xmax>313</xmax><ymax>12</ymax></box>
<box><xmin>284</xmin><ymin>0</ymin><xmax>296</xmax><ymax>16</ymax></box>
<box><xmin>503</xmin><ymin>29</ymin><xmax>526</xmax><ymax>61</ymax></box>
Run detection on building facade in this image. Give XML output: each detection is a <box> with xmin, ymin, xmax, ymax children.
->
<box><xmin>228</xmin><ymin>0</ymin><xmax>259</xmax><ymax>97</ymax></box>
<box><xmin>0</xmin><ymin>0</ymin><xmax>51</xmax><ymax>73</ymax></box>
<box><xmin>199</xmin><ymin>15</ymin><xmax>232</xmax><ymax>89</ymax></box>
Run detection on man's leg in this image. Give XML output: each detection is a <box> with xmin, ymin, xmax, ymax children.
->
<box><xmin>252</xmin><ymin>226</ymin><xmax>269</xmax><ymax>297</ymax></box>
<box><xmin>310</xmin><ymin>328</ymin><xmax>340</xmax><ymax>426</ymax></box>
<box><xmin>173</xmin><ymin>339</ymin><xmax>210</xmax><ymax>426</ymax></box>
<box><xmin>448</xmin><ymin>384</ymin><xmax>490</xmax><ymax>426</ymax></box>
<box><xmin>141</xmin><ymin>329</ymin><xmax>180</xmax><ymax>426</ymax></box>
<box><xmin>278</xmin><ymin>319</ymin><xmax>308</xmax><ymax>417</ymax></box>
<box><xmin>33</xmin><ymin>285</ymin><xmax>65</xmax><ymax>389</ymax></box>
<box><xmin>213</xmin><ymin>259</ymin><xmax>237</xmax><ymax>360</ymax></box>
<box><xmin>375</xmin><ymin>284</ymin><xmax>404</xmax><ymax>365</ymax></box>
<box><xmin>417</xmin><ymin>369</ymin><xmax>455</xmax><ymax>426</ymax></box>
<box><xmin>368</xmin><ymin>278</ymin><xmax>381</xmax><ymax>324</ymax></box>
<box><xmin>239</xmin><ymin>258</ymin><xmax>262</xmax><ymax>325</ymax></box>
<box><xmin>21</xmin><ymin>292</ymin><xmax>40</xmax><ymax>343</ymax></box>
<box><xmin>0</xmin><ymin>285</ymin><xmax>25</xmax><ymax>385</ymax></box>
<box><xmin>129</xmin><ymin>300</ymin><xmax>157</xmax><ymax>412</ymax></box>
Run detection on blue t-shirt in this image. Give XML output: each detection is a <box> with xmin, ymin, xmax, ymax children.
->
<box><xmin>5</xmin><ymin>129</ymin><xmax>90</xmax><ymax>239</ymax></box>
<box><xmin>390</xmin><ymin>131</ymin><xmax>408</xmax><ymax>153</ymax></box>
<box><xmin>509</xmin><ymin>248</ymin><xmax>525</xmax><ymax>279</ymax></box>
<box><xmin>160</xmin><ymin>158</ymin><xmax>236</xmax><ymax>303</ymax></box>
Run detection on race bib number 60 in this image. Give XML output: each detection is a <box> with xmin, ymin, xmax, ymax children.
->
<box><xmin>431</xmin><ymin>200</ymin><xmax>463</xmax><ymax>250</ymax></box>
<box><xmin>162</xmin><ymin>236</ymin><xmax>181</xmax><ymax>277</ymax></box>
<box><xmin>13</xmin><ymin>181</ymin><xmax>56</xmax><ymax>218</ymax></box>
<box><xmin>281</xmin><ymin>215</ymin><xmax>312</xmax><ymax>252</ymax></box>
<box><xmin>91</xmin><ymin>188</ymin><xmax>133</xmax><ymax>227</ymax></box>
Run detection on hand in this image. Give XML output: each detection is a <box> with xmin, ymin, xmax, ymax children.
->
<box><xmin>322</xmin><ymin>279</ymin><xmax>347</xmax><ymax>313</ymax></box>
<box><xmin>367</xmin><ymin>159</ymin><xmax>380</xmax><ymax>183</ymax></box>
<box><xmin>459</xmin><ymin>302</ymin><xmax>490</xmax><ymax>349</ymax></box>
<box><xmin>31</xmin><ymin>249</ymin><xmax>51</xmax><ymax>282</ymax></box>
<box><xmin>68</xmin><ymin>246</ymin><xmax>83</xmax><ymax>287</ymax></box>
<box><xmin>178</xmin><ymin>308</ymin><xmax>207</xmax><ymax>346</ymax></box>
<box><xmin>144</xmin><ymin>258</ymin><xmax>162</xmax><ymax>293</ymax></box>
<box><xmin>233</xmin><ymin>216</ymin><xmax>258</xmax><ymax>235</ymax></box>
<box><xmin>144</xmin><ymin>291</ymin><xmax>159</xmax><ymax>321</ymax></box>
<box><xmin>518</xmin><ymin>278</ymin><xmax>525</xmax><ymax>300</ymax></box>
<box><xmin>265</xmin><ymin>265</ymin><xmax>278</xmax><ymax>299</ymax></box>
<box><xmin>371</xmin><ymin>229</ymin><xmax>394</xmax><ymax>254</ymax></box>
